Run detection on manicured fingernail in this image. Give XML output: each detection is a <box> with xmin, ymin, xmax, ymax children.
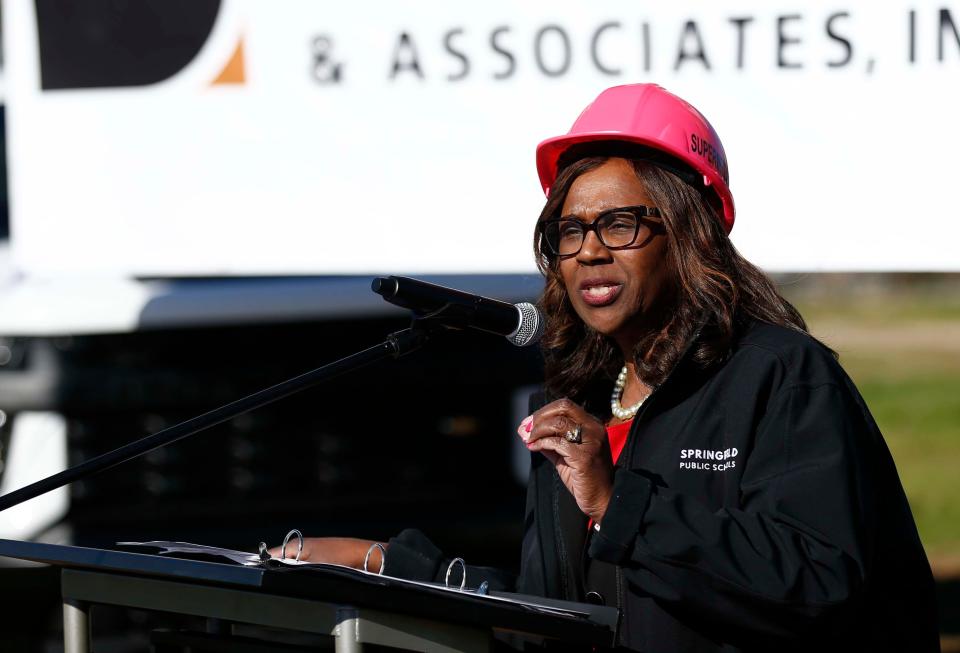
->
<box><xmin>518</xmin><ymin>416</ymin><xmax>533</xmax><ymax>440</ymax></box>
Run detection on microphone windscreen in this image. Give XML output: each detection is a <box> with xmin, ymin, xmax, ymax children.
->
<box><xmin>509</xmin><ymin>303</ymin><xmax>545</xmax><ymax>347</ymax></box>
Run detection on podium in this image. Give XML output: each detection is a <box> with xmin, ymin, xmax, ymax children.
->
<box><xmin>0</xmin><ymin>293</ymin><xmax>614</xmax><ymax>651</ymax></box>
<box><xmin>0</xmin><ymin>539</ymin><xmax>618</xmax><ymax>653</ymax></box>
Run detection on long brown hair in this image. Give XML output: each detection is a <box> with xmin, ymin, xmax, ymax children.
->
<box><xmin>534</xmin><ymin>151</ymin><xmax>815</xmax><ymax>414</ymax></box>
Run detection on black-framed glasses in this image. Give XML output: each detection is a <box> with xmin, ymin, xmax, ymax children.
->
<box><xmin>540</xmin><ymin>205</ymin><xmax>663</xmax><ymax>257</ymax></box>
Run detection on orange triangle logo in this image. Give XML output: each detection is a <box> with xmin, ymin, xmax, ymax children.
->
<box><xmin>211</xmin><ymin>37</ymin><xmax>245</xmax><ymax>85</ymax></box>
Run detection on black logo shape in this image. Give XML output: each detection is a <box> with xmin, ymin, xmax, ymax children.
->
<box><xmin>35</xmin><ymin>0</ymin><xmax>222</xmax><ymax>90</ymax></box>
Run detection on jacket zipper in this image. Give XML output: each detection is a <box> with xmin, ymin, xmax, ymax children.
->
<box><xmin>607</xmin><ymin>323</ymin><xmax>704</xmax><ymax>629</ymax></box>
<box><xmin>553</xmin><ymin>328</ymin><xmax>699</xmax><ymax>619</ymax></box>
<box><xmin>611</xmin><ymin>385</ymin><xmax>661</xmax><ymax>624</ymax></box>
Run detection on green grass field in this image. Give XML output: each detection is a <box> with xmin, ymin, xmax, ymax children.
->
<box><xmin>783</xmin><ymin>275</ymin><xmax>960</xmax><ymax>565</ymax></box>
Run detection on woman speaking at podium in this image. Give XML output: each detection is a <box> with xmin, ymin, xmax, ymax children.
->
<box><xmin>281</xmin><ymin>85</ymin><xmax>939</xmax><ymax>652</ymax></box>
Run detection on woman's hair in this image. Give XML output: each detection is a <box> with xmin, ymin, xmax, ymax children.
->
<box><xmin>534</xmin><ymin>149</ymin><xmax>816</xmax><ymax>414</ymax></box>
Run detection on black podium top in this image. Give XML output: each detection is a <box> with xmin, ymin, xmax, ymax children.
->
<box><xmin>0</xmin><ymin>539</ymin><xmax>618</xmax><ymax>647</ymax></box>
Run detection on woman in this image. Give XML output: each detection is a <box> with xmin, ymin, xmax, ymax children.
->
<box><xmin>279</xmin><ymin>84</ymin><xmax>939</xmax><ymax>652</ymax></box>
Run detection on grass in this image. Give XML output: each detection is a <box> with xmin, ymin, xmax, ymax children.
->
<box><xmin>855</xmin><ymin>371</ymin><xmax>960</xmax><ymax>557</ymax></box>
<box><xmin>784</xmin><ymin>276</ymin><xmax>960</xmax><ymax>563</ymax></box>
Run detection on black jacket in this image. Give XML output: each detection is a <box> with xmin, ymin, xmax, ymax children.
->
<box><xmin>386</xmin><ymin>321</ymin><xmax>939</xmax><ymax>652</ymax></box>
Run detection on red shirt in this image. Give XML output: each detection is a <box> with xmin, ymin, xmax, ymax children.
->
<box><xmin>607</xmin><ymin>418</ymin><xmax>634</xmax><ymax>463</ymax></box>
<box><xmin>588</xmin><ymin>419</ymin><xmax>634</xmax><ymax>531</ymax></box>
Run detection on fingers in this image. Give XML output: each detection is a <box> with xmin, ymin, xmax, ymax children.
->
<box><xmin>526</xmin><ymin>432</ymin><xmax>571</xmax><ymax>457</ymax></box>
<box><xmin>517</xmin><ymin>411</ymin><xmax>572</xmax><ymax>440</ymax></box>
<box><xmin>517</xmin><ymin>415</ymin><xmax>533</xmax><ymax>439</ymax></box>
<box><xmin>521</xmin><ymin>418</ymin><xmax>575</xmax><ymax>456</ymax></box>
<box><xmin>518</xmin><ymin>398</ymin><xmax>598</xmax><ymax>446</ymax></box>
<box><xmin>266</xmin><ymin>542</ymin><xmax>307</xmax><ymax>560</ymax></box>
<box><xmin>534</xmin><ymin>397</ymin><xmax>586</xmax><ymax>423</ymax></box>
<box><xmin>265</xmin><ymin>537</ymin><xmax>378</xmax><ymax>568</ymax></box>
<box><xmin>267</xmin><ymin>537</ymin><xmax>320</xmax><ymax>561</ymax></box>
<box><xmin>529</xmin><ymin>415</ymin><xmax>580</xmax><ymax>446</ymax></box>
<box><xmin>516</xmin><ymin>399</ymin><xmax>615</xmax><ymax>524</ymax></box>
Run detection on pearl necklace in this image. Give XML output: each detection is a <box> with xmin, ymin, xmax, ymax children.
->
<box><xmin>611</xmin><ymin>365</ymin><xmax>646</xmax><ymax>420</ymax></box>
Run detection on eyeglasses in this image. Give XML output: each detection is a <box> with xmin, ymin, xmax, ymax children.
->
<box><xmin>540</xmin><ymin>205</ymin><xmax>663</xmax><ymax>257</ymax></box>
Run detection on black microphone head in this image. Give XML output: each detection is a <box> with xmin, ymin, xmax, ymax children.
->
<box><xmin>509</xmin><ymin>303</ymin><xmax>545</xmax><ymax>347</ymax></box>
<box><xmin>371</xmin><ymin>277</ymin><xmax>398</xmax><ymax>298</ymax></box>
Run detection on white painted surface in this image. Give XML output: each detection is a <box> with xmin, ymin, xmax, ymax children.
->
<box><xmin>2</xmin><ymin>0</ymin><xmax>958</xmax><ymax>281</ymax></box>
<box><xmin>0</xmin><ymin>412</ymin><xmax>69</xmax><ymax>540</ymax></box>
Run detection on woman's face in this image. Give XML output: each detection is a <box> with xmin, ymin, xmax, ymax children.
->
<box><xmin>557</xmin><ymin>158</ymin><xmax>671</xmax><ymax>352</ymax></box>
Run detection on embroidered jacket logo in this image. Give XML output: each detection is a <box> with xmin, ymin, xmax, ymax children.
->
<box><xmin>679</xmin><ymin>448</ymin><xmax>738</xmax><ymax>472</ymax></box>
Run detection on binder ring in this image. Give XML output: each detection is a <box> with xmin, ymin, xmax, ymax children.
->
<box><xmin>281</xmin><ymin>529</ymin><xmax>303</xmax><ymax>562</ymax></box>
<box><xmin>445</xmin><ymin>557</ymin><xmax>466</xmax><ymax>591</ymax></box>
<box><xmin>363</xmin><ymin>542</ymin><xmax>386</xmax><ymax>575</ymax></box>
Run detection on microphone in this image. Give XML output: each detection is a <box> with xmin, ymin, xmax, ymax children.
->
<box><xmin>371</xmin><ymin>276</ymin><xmax>544</xmax><ymax>347</ymax></box>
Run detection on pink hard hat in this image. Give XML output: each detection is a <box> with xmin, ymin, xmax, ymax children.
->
<box><xmin>536</xmin><ymin>83</ymin><xmax>735</xmax><ymax>232</ymax></box>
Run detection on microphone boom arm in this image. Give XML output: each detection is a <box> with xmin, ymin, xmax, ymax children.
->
<box><xmin>0</xmin><ymin>327</ymin><xmax>430</xmax><ymax>514</ymax></box>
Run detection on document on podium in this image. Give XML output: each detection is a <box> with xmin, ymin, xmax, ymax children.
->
<box><xmin>116</xmin><ymin>540</ymin><xmax>609</xmax><ymax>621</ymax></box>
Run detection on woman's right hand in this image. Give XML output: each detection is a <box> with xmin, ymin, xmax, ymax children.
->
<box><xmin>266</xmin><ymin>537</ymin><xmax>385</xmax><ymax>570</ymax></box>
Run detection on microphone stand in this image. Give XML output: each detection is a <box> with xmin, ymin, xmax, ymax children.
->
<box><xmin>0</xmin><ymin>321</ymin><xmax>446</xmax><ymax>514</ymax></box>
